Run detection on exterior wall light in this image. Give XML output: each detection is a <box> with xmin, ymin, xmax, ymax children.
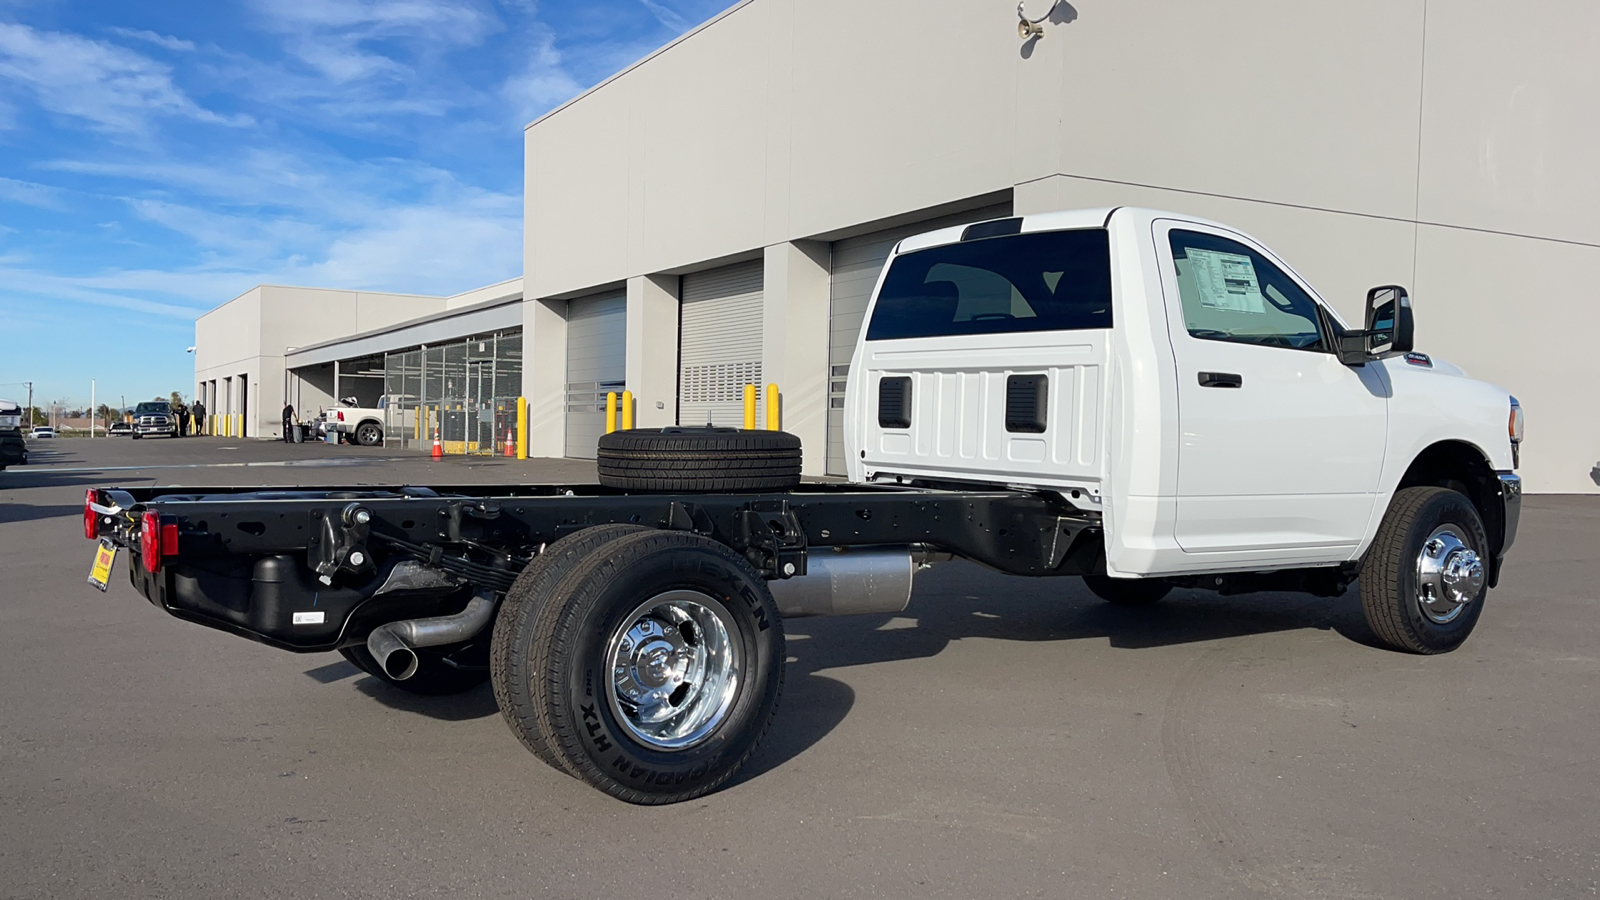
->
<box><xmin>1018</xmin><ymin>0</ymin><xmax>1065</xmax><ymax>39</ymax></box>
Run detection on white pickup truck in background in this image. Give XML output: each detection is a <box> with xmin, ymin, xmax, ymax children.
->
<box><xmin>847</xmin><ymin>206</ymin><xmax>1522</xmax><ymax>654</ymax></box>
<box><xmin>318</xmin><ymin>398</ymin><xmax>386</xmax><ymax>446</ymax></box>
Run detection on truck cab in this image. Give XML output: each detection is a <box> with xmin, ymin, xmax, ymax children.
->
<box><xmin>846</xmin><ymin>207</ymin><xmax>1520</xmax><ymax>584</ymax></box>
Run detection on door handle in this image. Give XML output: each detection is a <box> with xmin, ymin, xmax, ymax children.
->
<box><xmin>1198</xmin><ymin>372</ymin><xmax>1242</xmax><ymax>388</ymax></box>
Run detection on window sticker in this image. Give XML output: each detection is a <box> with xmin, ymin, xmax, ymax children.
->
<box><xmin>1185</xmin><ymin>248</ymin><xmax>1266</xmax><ymax>314</ymax></box>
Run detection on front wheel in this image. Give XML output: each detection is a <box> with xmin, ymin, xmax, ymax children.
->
<box><xmin>1360</xmin><ymin>486</ymin><xmax>1489</xmax><ymax>654</ymax></box>
<box><xmin>131</xmin><ymin>433</ymin><xmax>141</xmax><ymax>440</ymax></box>
<box><xmin>356</xmin><ymin>423</ymin><xmax>382</xmax><ymax>446</ymax></box>
<box><xmin>494</xmin><ymin>529</ymin><xmax>784</xmax><ymax>804</ymax></box>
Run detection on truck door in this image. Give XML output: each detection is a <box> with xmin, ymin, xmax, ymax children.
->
<box><xmin>1154</xmin><ymin>221</ymin><xmax>1388</xmax><ymax>563</ymax></box>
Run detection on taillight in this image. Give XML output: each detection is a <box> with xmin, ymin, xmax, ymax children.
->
<box><xmin>84</xmin><ymin>490</ymin><xmax>99</xmax><ymax>541</ymax></box>
<box><xmin>337</xmin><ymin>411</ymin><xmax>345</xmax><ymax>421</ymax></box>
<box><xmin>140</xmin><ymin>512</ymin><xmax>178</xmax><ymax>573</ymax></box>
<box><xmin>140</xmin><ymin>511</ymin><xmax>161</xmax><ymax>572</ymax></box>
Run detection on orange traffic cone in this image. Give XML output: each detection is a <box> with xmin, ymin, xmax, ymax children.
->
<box><xmin>431</xmin><ymin>426</ymin><xmax>443</xmax><ymax>460</ymax></box>
<box><xmin>504</xmin><ymin>428</ymin><xmax>515</xmax><ymax>457</ymax></box>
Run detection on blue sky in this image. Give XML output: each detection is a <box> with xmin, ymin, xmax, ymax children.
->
<box><xmin>0</xmin><ymin>0</ymin><xmax>729</xmax><ymax>411</ymax></box>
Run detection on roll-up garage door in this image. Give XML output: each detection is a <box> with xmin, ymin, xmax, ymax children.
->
<box><xmin>826</xmin><ymin>202</ymin><xmax>1013</xmax><ymax>474</ymax></box>
<box><xmin>564</xmin><ymin>291</ymin><xmax>627</xmax><ymax>458</ymax></box>
<box><xmin>679</xmin><ymin>259</ymin><xmax>763</xmax><ymax>428</ymax></box>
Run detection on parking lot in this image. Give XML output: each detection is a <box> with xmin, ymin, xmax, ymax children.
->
<box><xmin>1</xmin><ymin>437</ymin><xmax>1596</xmax><ymax>899</ymax></box>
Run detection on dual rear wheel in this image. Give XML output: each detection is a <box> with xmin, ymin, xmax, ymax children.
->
<box><xmin>489</xmin><ymin>526</ymin><xmax>785</xmax><ymax>803</ymax></box>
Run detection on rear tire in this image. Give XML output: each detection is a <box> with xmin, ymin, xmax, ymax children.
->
<box><xmin>597</xmin><ymin>427</ymin><xmax>802</xmax><ymax>492</ymax></box>
<box><xmin>491</xmin><ymin>524</ymin><xmax>650</xmax><ymax>775</ymax></box>
<box><xmin>356</xmin><ymin>423</ymin><xmax>382</xmax><ymax>446</ymax></box>
<box><xmin>1360</xmin><ymin>487</ymin><xmax>1489</xmax><ymax>654</ymax></box>
<box><xmin>339</xmin><ymin>643</ymin><xmax>489</xmax><ymax>695</ymax></box>
<box><xmin>1082</xmin><ymin>574</ymin><xmax>1171</xmax><ymax>606</ymax></box>
<box><xmin>497</xmin><ymin>529</ymin><xmax>784</xmax><ymax>804</ymax></box>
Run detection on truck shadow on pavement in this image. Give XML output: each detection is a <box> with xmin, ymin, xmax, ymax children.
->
<box><xmin>304</xmin><ymin>561</ymin><xmax>1383</xmax><ymax>778</ymax></box>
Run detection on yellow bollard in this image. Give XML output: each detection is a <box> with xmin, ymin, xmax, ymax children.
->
<box><xmin>605</xmin><ymin>392</ymin><xmax>618</xmax><ymax>434</ymax></box>
<box><xmin>621</xmin><ymin>390</ymin><xmax>634</xmax><ymax>431</ymax></box>
<box><xmin>765</xmin><ymin>383</ymin><xmax>779</xmax><ymax>431</ymax></box>
<box><xmin>742</xmin><ymin>384</ymin><xmax>756</xmax><ymax>430</ymax></box>
<box><xmin>235</xmin><ymin>414</ymin><xmax>242</xmax><ymax>438</ymax></box>
<box><xmin>516</xmin><ymin>397</ymin><xmax>528</xmax><ymax>460</ymax></box>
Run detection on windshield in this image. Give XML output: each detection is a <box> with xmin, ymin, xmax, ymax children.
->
<box><xmin>135</xmin><ymin>402</ymin><xmax>170</xmax><ymax>415</ymax></box>
<box><xmin>865</xmin><ymin>229</ymin><xmax>1113</xmax><ymax>341</ymax></box>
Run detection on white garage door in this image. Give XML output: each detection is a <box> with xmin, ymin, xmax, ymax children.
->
<box><xmin>679</xmin><ymin>260</ymin><xmax>763</xmax><ymax>428</ymax></box>
<box><xmin>826</xmin><ymin>202</ymin><xmax>1013</xmax><ymax>474</ymax></box>
<box><xmin>564</xmin><ymin>291</ymin><xmax>627</xmax><ymax>458</ymax></box>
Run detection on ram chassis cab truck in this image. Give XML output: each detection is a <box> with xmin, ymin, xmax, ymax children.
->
<box><xmin>84</xmin><ymin>207</ymin><xmax>1522</xmax><ymax>805</ymax></box>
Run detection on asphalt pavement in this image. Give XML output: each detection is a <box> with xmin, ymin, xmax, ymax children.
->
<box><xmin>1</xmin><ymin>436</ymin><xmax>1596</xmax><ymax>899</ymax></box>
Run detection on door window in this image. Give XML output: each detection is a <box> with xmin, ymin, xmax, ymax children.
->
<box><xmin>1168</xmin><ymin>230</ymin><xmax>1326</xmax><ymax>351</ymax></box>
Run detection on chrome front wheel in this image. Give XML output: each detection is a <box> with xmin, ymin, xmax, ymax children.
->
<box><xmin>1415</xmin><ymin>526</ymin><xmax>1485</xmax><ymax>625</ymax></box>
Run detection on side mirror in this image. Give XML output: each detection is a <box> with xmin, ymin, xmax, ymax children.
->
<box><xmin>1338</xmin><ymin>285</ymin><xmax>1415</xmax><ymax>365</ymax></box>
<box><xmin>1364</xmin><ymin>285</ymin><xmax>1414</xmax><ymax>356</ymax></box>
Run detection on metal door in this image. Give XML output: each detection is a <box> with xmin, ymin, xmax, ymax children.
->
<box><xmin>564</xmin><ymin>291</ymin><xmax>627</xmax><ymax>458</ymax></box>
<box><xmin>678</xmin><ymin>260</ymin><xmax>763</xmax><ymax>428</ymax></box>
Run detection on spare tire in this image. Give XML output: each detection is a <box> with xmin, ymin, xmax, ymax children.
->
<box><xmin>597</xmin><ymin>427</ymin><xmax>802</xmax><ymax>492</ymax></box>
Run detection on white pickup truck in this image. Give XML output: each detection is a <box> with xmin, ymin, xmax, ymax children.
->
<box><xmin>318</xmin><ymin>397</ymin><xmax>386</xmax><ymax>446</ymax></box>
<box><xmin>86</xmin><ymin>207</ymin><xmax>1520</xmax><ymax>805</ymax></box>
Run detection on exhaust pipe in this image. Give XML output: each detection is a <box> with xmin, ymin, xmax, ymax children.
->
<box><xmin>769</xmin><ymin>545</ymin><xmax>947</xmax><ymax>618</ymax></box>
<box><xmin>365</xmin><ymin>591</ymin><xmax>496</xmax><ymax>681</ymax></box>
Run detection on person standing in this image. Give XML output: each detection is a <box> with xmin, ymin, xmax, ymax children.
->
<box><xmin>192</xmin><ymin>399</ymin><xmax>206</xmax><ymax>436</ymax></box>
<box><xmin>281</xmin><ymin>402</ymin><xmax>296</xmax><ymax>443</ymax></box>
<box><xmin>176</xmin><ymin>403</ymin><xmax>190</xmax><ymax>437</ymax></box>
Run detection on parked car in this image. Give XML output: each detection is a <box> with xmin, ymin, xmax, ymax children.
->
<box><xmin>0</xmin><ymin>399</ymin><xmax>25</xmax><ymax>469</ymax></box>
<box><xmin>109</xmin><ymin>422</ymin><xmax>133</xmax><ymax>436</ymax></box>
<box><xmin>29</xmin><ymin>426</ymin><xmax>56</xmax><ymax>439</ymax></box>
<box><xmin>131</xmin><ymin>402</ymin><xmax>177</xmax><ymax>439</ymax></box>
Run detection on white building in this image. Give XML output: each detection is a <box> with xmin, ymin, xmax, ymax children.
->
<box><xmin>203</xmin><ymin>0</ymin><xmax>1598</xmax><ymax>492</ymax></box>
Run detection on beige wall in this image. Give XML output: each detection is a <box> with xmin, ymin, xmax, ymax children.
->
<box><xmin>523</xmin><ymin>0</ymin><xmax>1596</xmax><ymax>491</ymax></box>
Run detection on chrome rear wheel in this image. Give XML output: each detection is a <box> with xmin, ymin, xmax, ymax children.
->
<box><xmin>605</xmin><ymin>591</ymin><xmax>741</xmax><ymax>751</ymax></box>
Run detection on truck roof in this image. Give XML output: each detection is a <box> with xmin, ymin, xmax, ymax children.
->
<box><xmin>893</xmin><ymin>206</ymin><xmax>1233</xmax><ymax>255</ymax></box>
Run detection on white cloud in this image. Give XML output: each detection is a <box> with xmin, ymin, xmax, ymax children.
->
<box><xmin>107</xmin><ymin>28</ymin><xmax>197</xmax><ymax>53</ymax></box>
<box><xmin>500</xmin><ymin>27</ymin><xmax>583</xmax><ymax>125</ymax></box>
<box><xmin>637</xmin><ymin>0</ymin><xmax>689</xmax><ymax>32</ymax></box>
<box><xmin>0</xmin><ymin>23</ymin><xmax>250</xmax><ymax>132</ymax></box>
<box><xmin>0</xmin><ymin>176</ymin><xmax>66</xmax><ymax>209</ymax></box>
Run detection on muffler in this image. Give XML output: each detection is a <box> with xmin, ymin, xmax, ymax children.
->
<box><xmin>770</xmin><ymin>545</ymin><xmax>946</xmax><ymax>618</ymax></box>
<box><xmin>365</xmin><ymin>591</ymin><xmax>496</xmax><ymax>681</ymax></box>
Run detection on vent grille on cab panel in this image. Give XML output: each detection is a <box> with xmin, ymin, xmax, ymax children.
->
<box><xmin>1005</xmin><ymin>374</ymin><xmax>1048</xmax><ymax>433</ymax></box>
<box><xmin>878</xmin><ymin>377</ymin><xmax>912</xmax><ymax>429</ymax></box>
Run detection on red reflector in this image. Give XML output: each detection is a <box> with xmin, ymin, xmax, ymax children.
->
<box><xmin>161</xmin><ymin>521</ymin><xmax>179</xmax><ymax>556</ymax></box>
<box><xmin>140</xmin><ymin>511</ymin><xmax>162</xmax><ymax>573</ymax></box>
<box><xmin>84</xmin><ymin>489</ymin><xmax>99</xmax><ymax>541</ymax></box>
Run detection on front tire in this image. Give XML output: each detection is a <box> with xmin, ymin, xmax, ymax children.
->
<box><xmin>1360</xmin><ymin>486</ymin><xmax>1489</xmax><ymax>654</ymax></box>
<box><xmin>356</xmin><ymin>423</ymin><xmax>383</xmax><ymax>446</ymax></box>
<box><xmin>495</xmin><ymin>529</ymin><xmax>784</xmax><ymax>804</ymax></box>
